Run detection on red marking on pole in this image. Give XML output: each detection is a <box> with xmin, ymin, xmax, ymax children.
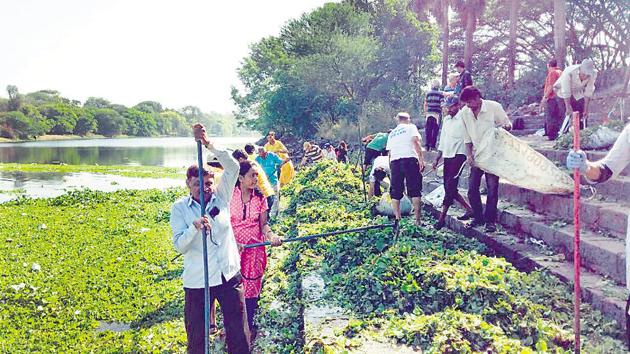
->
<box><xmin>573</xmin><ymin>112</ymin><xmax>581</xmax><ymax>353</ymax></box>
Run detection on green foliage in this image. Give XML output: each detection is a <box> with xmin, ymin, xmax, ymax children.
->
<box><xmin>122</xmin><ymin>108</ymin><xmax>157</xmax><ymax>137</ymax></box>
<box><xmin>232</xmin><ymin>0</ymin><xmax>439</xmax><ymax>137</ymax></box>
<box><xmin>38</xmin><ymin>102</ymin><xmax>81</xmax><ymax>135</ymax></box>
<box><xmin>93</xmin><ymin>108</ymin><xmax>127</xmax><ymax>137</ymax></box>
<box><xmin>268</xmin><ymin>160</ymin><xmax>626</xmax><ymax>353</ymax></box>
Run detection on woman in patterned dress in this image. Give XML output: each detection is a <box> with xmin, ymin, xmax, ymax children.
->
<box><xmin>230</xmin><ymin>160</ymin><xmax>283</xmax><ymax>338</ymax></box>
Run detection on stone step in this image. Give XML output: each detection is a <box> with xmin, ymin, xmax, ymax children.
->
<box><xmin>497</xmin><ymin>181</ymin><xmax>629</xmax><ymax>238</ymax></box>
<box><xmin>535</xmin><ymin>147</ymin><xmax>630</xmax><ymax>177</ymax></box>
<box><xmin>423</xmin><ymin>151</ymin><xmax>629</xmax><ymax>237</ymax></box>
<box><xmin>500</xmin><ymin>204</ymin><xmax>626</xmax><ymax>285</ymax></box>
<box><xmin>421</xmin><ymin>184</ymin><xmax>628</xmax><ymax>330</ymax></box>
<box><xmin>425</xmin><ymin>180</ymin><xmax>626</xmax><ymax>285</ymax></box>
<box><xmin>511</xmin><ymin>128</ymin><xmax>541</xmax><ymax>136</ymax></box>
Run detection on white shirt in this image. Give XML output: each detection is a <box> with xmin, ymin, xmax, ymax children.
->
<box><xmin>601</xmin><ymin>123</ymin><xmax>630</xmax><ymax>178</ymax></box>
<box><xmin>553</xmin><ymin>64</ymin><xmax>597</xmax><ymax>100</ymax></box>
<box><xmin>325</xmin><ymin>149</ymin><xmax>337</xmax><ymax>160</ymax></box>
<box><xmin>461</xmin><ymin>100</ymin><xmax>512</xmax><ymax>148</ymax></box>
<box><xmin>369</xmin><ymin>155</ymin><xmax>390</xmax><ymax>182</ymax></box>
<box><xmin>386</xmin><ymin>123</ymin><xmax>421</xmax><ymax>162</ymax></box>
<box><xmin>170</xmin><ymin>145</ymin><xmax>241</xmax><ymax>288</ymax></box>
<box><xmin>437</xmin><ymin>114</ymin><xmax>467</xmax><ymax>158</ymax></box>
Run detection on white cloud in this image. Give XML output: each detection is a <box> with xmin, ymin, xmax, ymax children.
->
<box><xmin>0</xmin><ymin>0</ymin><xmax>334</xmax><ymax>113</ymax></box>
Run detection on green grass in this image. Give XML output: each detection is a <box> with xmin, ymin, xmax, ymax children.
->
<box><xmin>0</xmin><ymin>163</ymin><xmax>185</xmax><ymax>179</ymax></box>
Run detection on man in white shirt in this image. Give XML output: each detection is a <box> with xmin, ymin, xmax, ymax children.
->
<box><xmin>432</xmin><ymin>96</ymin><xmax>474</xmax><ymax>230</ymax></box>
<box><xmin>368</xmin><ymin>155</ymin><xmax>391</xmax><ymax>197</ymax></box>
<box><xmin>170</xmin><ymin>124</ymin><xmax>250</xmax><ymax>354</ymax></box>
<box><xmin>459</xmin><ymin>86</ymin><xmax>512</xmax><ymax>233</ymax></box>
<box><xmin>553</xmin><ymin>58</ymin><xmax>597</xmax><ymax>129</ymax></box>
<box><xmin>386</xmin><ymin>112</ymin><xmax>425</xmax><ymax>226</ymax></box>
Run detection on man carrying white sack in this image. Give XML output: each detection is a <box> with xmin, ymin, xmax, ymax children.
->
<box><xmin>567</xmin><ymin>122</ymin><xmax>630</xmax><ymax>347</ymax></box>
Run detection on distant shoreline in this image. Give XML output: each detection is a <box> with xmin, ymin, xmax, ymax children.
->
<box><xmin>0</xmin><ymin>133</ymin><xmax>261</xmax><ymax>144</ymax></box>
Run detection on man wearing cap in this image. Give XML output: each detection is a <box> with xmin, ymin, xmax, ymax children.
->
<box><xmin>553</xmin><ymin>59</ymin><xmax>597</xmax><ymax>128</ymax></box>
<box><xmin>432</xmin><ymin>96</ymin><xmax>474</xmax><ymax>230</ymax></box>
<box><xmin>386</xmin><ymin>112</ymin><xmax>425</xmax><ymax>226</ymax></box>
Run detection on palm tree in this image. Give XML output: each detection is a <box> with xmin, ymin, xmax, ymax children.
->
<box><xmin>507</xmin><ymin>0</ymin><xmax>519</xmax><ymax>88</ymax></box>
<box><xmin>553</xmin><ymin>0</ymin><xmax>566</xmax><ymax>68</ymax></box>
<box><xmin>452</xmin><ymin>0</ymin><xmax>486</xmax><ymax>70</ymax></box>
<box><xmin>413</xmin><ymin>0</ymin><xmax>451</xmax><ymax>87</ymax></box>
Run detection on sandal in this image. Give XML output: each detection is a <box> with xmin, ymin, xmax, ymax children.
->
<box><xmin>209</xmin><ymin>324</ymin><xmax>218</xmax><ymax>335</ymax></box>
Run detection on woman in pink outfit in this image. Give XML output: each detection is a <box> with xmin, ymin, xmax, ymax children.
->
<box><xmin>230</xmin><ymin>160</ymin><xmax>283</xmax><ymax>338</ymax></box>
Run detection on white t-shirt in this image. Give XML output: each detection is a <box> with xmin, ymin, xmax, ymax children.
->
<box><xmin>369</xmin><ymin>155</ymin><xmax>391</xmax><ymax>182</ymax></box>
<box><xmin>438</xmin><ymin>114</ymin><xmax>467</xmax><ymax>158</ymax></box>
<box><xmin>386</xmin><ymin>123</ymin><xmax>422</xmax><ymax>162</ymax></box>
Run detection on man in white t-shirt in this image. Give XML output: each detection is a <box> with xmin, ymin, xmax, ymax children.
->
<box><xmin>368</xmin><ymin>155</ymin><xmax>391</xmax><ymax>197</ymax></box>
<box><xmin>386</xmin><ymin>112</ymin><xmax>425</xmax><ymax>226</ymax></box>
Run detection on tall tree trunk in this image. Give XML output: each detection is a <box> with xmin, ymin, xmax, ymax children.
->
<box><xmin>553</xmin><ymin>0</ymin><xmax>566</xmax><ymax>68</ymax></box>
<box><xmin>441</xmin><ymin>2</ymin><xmax>449</xmax><ymax>87</ymax></box>
<box><xmin>507</xmin><ymin>0</ymin><xmax>518</xmax><ymax>88</ymax></box>
<box><xmin>464</xmin><ymin>12</ymin><xmax>475</xmax><ymax>69</ymax></box>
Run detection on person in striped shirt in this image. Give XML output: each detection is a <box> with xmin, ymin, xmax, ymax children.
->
<box><xmin>424</xmin><ymin>80</ymin><xmax>445</xmax><ymax>151</ymax></box>
<box><xmin>300</xmin><ymin>141</ymin><xmax>324</xmax><ymax>167</ymax></box>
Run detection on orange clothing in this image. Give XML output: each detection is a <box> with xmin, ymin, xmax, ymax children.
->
<box><xmin>543</xmin><ymin>67</ymin><xmax>562</xmax><ymax>100</ymax></box>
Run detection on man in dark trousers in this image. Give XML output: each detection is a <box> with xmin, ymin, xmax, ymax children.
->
<box><xmin>540</xmin><ymin>59</ymin><xmax>564</xmax><ymax>140</ymax></box>
<box><xmin>170</xmin><ymin>124</ymin><xmax>251</xmax><ymax>354</ymax></box>
<box><xmin>459</xmin><ymin>87</ymin><xmax>512</xmax><ymax>233</ymax></box>
<box><xmin>424</xmin><ymin>79</ymin><xmax>445</xmax><ymax>151</ymax></box>
<box><xmin>454</xmin><ymin>60</ymin><xmax>473</xmax><ymax>97</ymax></box>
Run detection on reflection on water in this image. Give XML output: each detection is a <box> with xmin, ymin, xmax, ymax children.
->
<box><xmin>0</xmin><ymin>171</ymin><xmax>182</xmax><ymax>203</ymax></box>
<box><xmin>0</xmin><ymin>136</ymin><xmax>259</xmax><ymax>167</ymax></box>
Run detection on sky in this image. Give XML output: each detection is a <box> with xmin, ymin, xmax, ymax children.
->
<box><xmin>0</xmin><ymin>0</ymin><xmax>333</xmax><ymax>114</ymax></box>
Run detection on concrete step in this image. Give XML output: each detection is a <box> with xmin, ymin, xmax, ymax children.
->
<box><xmin>511</xmin><ymin>128</ymin><xmax>541</xmax><ymax>136</ymax></box>
<box><xmin>424</xmin><ymin>180</ymin><xmax>626</xmax><ymax>286</ymax></box>
<box><xmin>497</xmin><ymin>201</ymin><xmax>626</xmax><ymax>285</ymax></box>
<box><xmin>422</xmin><ymin>183</ymin><xmax>628</xmax><ymax>330</ymax></box>
<box><xmin>422</xmin><ymin>155</ymin><xmax>629</xmax><ymax>238</ymax></box>
<box><xmin>535</xmin><ymin>147</ymin><xmax>630</xmax><ymax>177</ymax></box>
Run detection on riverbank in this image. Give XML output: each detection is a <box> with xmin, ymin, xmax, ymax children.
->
<box><xmin>0</xmin><ymin>163</ymin><xmax>185</xmax><ymax>179</ymax></box>
<box><xmin>0</xmin><ymin>134</ymin><xmax>112</xmax><ymax>143</ymax></box>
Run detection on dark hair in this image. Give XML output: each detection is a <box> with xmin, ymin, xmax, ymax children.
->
<box><xmin>244</xmin><ymin>143</ymin><xmax>255</xmax><ymax>154</ymax></box>
<box><xmin>267</xmin><ymin>131</ymin><xmax>275</xmax><ymax>137</ymax></box>
<box><xmin>373</xmin><ymin>168</ymin><xmax>387</xmax><ymax>181</ymax></box>
<box><xmin>186</xmin><ymin>164</ymin><xmax>213</xmax><ymax>180</ymax></box>
<box><xmin>548</xmin><ymin>59</ymin><xmax>558</xmax><ymax>67</ymax></box>
<box><xmin>232</xmin><ymin>149</ymin><xmax>248</xmax><ymax>161</ymax></box>
<box><xmin>339</xmin><ymin>141</ymin><xmax>348</xmax><ymax>150</ymax></box>
<box><xmin>455</xmin><ymin>60</ymin><xmax>465</xmax><ymax>69</ymax></box>
<box><xmin>459</xmin><ymin>86</ymin><xmax>482</xmax><ymax>102</ymax></box>
<box><xmin>236</xmin><ymin>160</ymin><xmax>263</xmax><ymax>198</ymax></box>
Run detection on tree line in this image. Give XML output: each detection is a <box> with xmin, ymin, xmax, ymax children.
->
<box><xmin>0</xmin><ymin>86</ymin><xmax>245</xmax><ymax>139</ymax></box>
<box><xmin>233</xmin><ymin>0</ymin><xmax>628</xmax><ymax>139</ymax></box>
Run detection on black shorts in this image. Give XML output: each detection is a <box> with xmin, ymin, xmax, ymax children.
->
<box><xmin>390</xmin><ymin>157</ymin><xmax>422</xmax><ymax>200</ymax></box>
<box><xmin>364</xmin><ymin>147</ymin><xmax>381</xmax><ymax>165</ymax></box>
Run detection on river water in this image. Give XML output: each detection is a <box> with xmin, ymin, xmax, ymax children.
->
<box><xmin>0</xmin><ymin>136</ymin><xmax>259</xmax><ymax>201</ymax></box>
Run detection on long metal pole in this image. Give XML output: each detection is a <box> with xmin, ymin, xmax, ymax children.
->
<box><xmin>196</xmin><ymin>141</ymin><xmax>211</xmax><ymax>354</ymax></box>
<box><xmin>244</xmin><ymin>223</ymin><xmax>394</xmax><ymax>249</ymax></box>
<box><xmin>572</xmin><ymin>112</ymin><xmax>581</xmax><ymax>353</ymax></box>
